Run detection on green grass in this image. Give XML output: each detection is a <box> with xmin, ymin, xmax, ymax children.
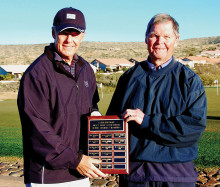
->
<box><xmin>195</xmin><ymin>132</ymin><xmax>220</xmax><ymax>167</ymax></box>
<box><xmin>0</xmin><ymin>87</ymin><xmax>219</xmax><ymax>168</ymax></box>
<box><xmin>195</xmin><ymin>87</ymin><xmax>220</xmax><ymax>167</ymax></box>
<box><xmin>98</xmin><ymin>93</ymin><xmax>113</xmax><ymax>115</ymax></box>
<box><xmin>206</xmin><ymin>87</ymin><xmax>220</xmax><ymax>117</ymax></box>
<box><xmin>0</xmin><ymin>100</ymin><xmax>23</xmax><ymax>157</ymax></box>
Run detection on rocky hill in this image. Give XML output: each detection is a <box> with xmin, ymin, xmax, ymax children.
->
<box><xmin>0</xmin><ymin>36</ymin><xmax>219</xmax><ymax>65</ymax></box>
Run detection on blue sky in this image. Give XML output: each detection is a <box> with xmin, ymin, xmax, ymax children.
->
<box><xmin>0</xmin><ymin>0</ymin><xmax>219</xmax><ymax>44</ymax></box>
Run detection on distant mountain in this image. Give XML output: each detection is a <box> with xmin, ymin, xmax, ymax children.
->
<box><xmin>0</xmin><ymin>36</ymin><xmax>219</xmax><ymax>65</ymax></box>
<box><xmin>180</xmin><ymin>36</ymin><xmax>220</xmax><ymax>45</ymax></box>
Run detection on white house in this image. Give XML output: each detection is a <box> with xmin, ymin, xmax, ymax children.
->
<box><xmin>0</xmin><ymin>65</ymin><xmax>29</xmax><ymax>79</ymax></box>
<box><xmin>201</xmin><ymin>50</ymin><xmax>220</xmax><ymax>58</ymax></box>
<box><xmin>177</xmin><ymin>56</ymin><xmax>214</xmax><ymax>68</ymax></box>
<box><xmin>91</xmin><ymin>58</ymin><xmax>134</xmax><ymax>71</ymax></box>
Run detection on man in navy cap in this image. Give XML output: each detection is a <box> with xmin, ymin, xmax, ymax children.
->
<box><xmin>17</xmin><ymin>7</ymin><xmax>107</xmax><ymax>186</ymax></box>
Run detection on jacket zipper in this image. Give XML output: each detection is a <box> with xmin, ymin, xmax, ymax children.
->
<box><xmin>74</xmin><ymin>63</ymin><xmax>86</xmax><ymax>96</ymax></box>
<box><xmin>76</xmin><ymin>83</ymin><xmax>79</xmax><ymax>95</ymax></box>
<box><xmin>42</xmin><ymin>165</ymin><xmax>45</xmax><ymax>184</ymax></box>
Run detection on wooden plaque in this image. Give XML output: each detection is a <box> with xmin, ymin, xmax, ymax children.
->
<box><xmin>87</xmin><ymin>115</ymin><xmax>129</xmax><ymax>174</ymax></box>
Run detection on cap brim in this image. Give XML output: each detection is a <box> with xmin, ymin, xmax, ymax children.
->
<box><xmin>54</xmin><ymin>24</ymin><xmax>85</xmax><ymax>33</ymax></box>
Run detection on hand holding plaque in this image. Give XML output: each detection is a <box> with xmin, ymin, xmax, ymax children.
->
<box><xmin>76</xmin><ymin>154</ymin><xmax>108</xmax><ymax>178</ymax></box>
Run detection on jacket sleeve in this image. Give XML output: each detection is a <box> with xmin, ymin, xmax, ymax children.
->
<box><xmin>17</xmin><ymin>72</ymin><xmax>82</xmax><ymax>170</ymax></box>
<box><xmin>141</xmin><ymin>78</ymin><xmax>207</xmax><ymax>148</ymax></box>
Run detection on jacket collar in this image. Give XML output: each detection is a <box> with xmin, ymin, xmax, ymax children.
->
<box><xmin>44</xmin><ymin>43</ymin><xmax>86</xmax><ymax>78</ymax></box>
<box><xmin>139</xmin><ymin>56</ymin><xmax>177</xmax><ymax>77</ymax></box>
<box><xmin>147</xmin><ymin>57</ymin><xmax>173</xmax><ymax>71</ymax></box>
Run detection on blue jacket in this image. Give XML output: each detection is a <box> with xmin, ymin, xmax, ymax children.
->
<box><xmin>107</xmin><ymin>58</ymin><xmax>207</xmax><ymax>163</ymax></box>
<box><xmin>17</xmin><ymin>44</ymin><xmax>99</xmax><ymax>184</ymax></box>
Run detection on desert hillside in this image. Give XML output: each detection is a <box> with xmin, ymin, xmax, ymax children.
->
<box><xmin>0</xmin><ymin>36</ymin><xmax>219</xmax><ymax>65</ymax></box>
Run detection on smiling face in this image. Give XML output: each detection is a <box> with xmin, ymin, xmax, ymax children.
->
<box><xmin>53</xmin><ymin>28</ymin><xmax>85</xmax><ymax>64</ymax></box>
<box><xmin>146</xmin><ymin>21</ymin><xmax>179</xmax><ymax>67</ymax></box>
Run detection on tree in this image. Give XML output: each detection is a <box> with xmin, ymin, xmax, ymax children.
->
<box><xmin>199</xmin><ymin>74</ymin><xmax>215</xmax><ymax>86</ymax></box>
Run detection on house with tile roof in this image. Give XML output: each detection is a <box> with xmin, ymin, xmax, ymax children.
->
<box><xmin>201</xmin><ymin>50</ymin><xmax>220</xmax><ymax>58</ymax></box>
<box><xmin>183</xmin><ymin>56</ymin><xmax>220</xmax><ymax>64</ymax></box>
<box><xmin>0</xmin><ymin>65</ymin><xmax>29</xmax><ymax>79</ymax></box>
<box><xmin>178</xmin><ymin>56</ymin><xmax>220</xmax><ymax>68</ymax></box>
<box><xmin>91</xmin><ymin>58</ymin><xmax>134</xmax><ymax>71</ymax></box>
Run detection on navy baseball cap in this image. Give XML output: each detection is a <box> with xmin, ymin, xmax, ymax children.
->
<box><xmin>53</xmin><ymin>7</ymin><xmax>86</xmax><ymax>33</ymax></box>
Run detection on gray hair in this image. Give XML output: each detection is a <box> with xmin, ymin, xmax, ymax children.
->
<box><xmin>146</xmin><ymin>13</ymin><xmax>179</xmax><ymax>38</ymax></box>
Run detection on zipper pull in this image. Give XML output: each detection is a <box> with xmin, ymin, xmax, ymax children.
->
<box><xmin>76</xmin><ymin>83</ymin><xmax>79</xmax><ymax>95</ymax></box>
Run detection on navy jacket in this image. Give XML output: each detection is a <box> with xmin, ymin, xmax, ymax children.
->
<box><xmin>17</xmin><ymin>44</ymin><xmax>99</xmax><ymax>184</ymax></box>
<box><xmin>107</xmin><ymin>58</ymin><xmax>207</xmax><ymax>163</ymax></box>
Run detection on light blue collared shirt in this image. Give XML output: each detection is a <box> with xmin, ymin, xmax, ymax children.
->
<box><xmin>147</xmin><ymin>57</ymin><xmax>173</xmax><ymax>71</ymax></box>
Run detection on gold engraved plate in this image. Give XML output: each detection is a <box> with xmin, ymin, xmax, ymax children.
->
<box><xmin>114</xmin><ymin>145</ymin><xmax>125</xmax><ymax>150</ymax></box>
<box><xmin>101</xmin><ymin>140</ymin><xmax>112</xmax><ymax>144</ymax></box>
<box><xmin>89</xmin><ymin>134</ymin><xmax>99</xmax><ymax>138</ymax></box>
<box><xmin>102</xmin><ymin>158</ymin><xmax>112</xmax><ymax>162</ymax></box>
<box><xmin>101</xmin><ymin>152</ymin><xmax>112</xmax><ymax>157</ymax></box>
<box><xmin>114</xmin><ymin>133</ymin><xmax>125</xmax><ymax>138</ymax></box>
<box><xmin>101</xmin><ymin>164</ymin><xmax>113</xmax><ymax>169</ymax></box>
<box><xmin>89</xmin><ymin>140</ymin><xmax>99</xmax><ymax>144</ymax></box>
<box><xmin>114</xmin><ymin>139</ymin><xmax>125</xmax><ymax>144</ymax></box>
<box><xmin>101</xmin><ymin>146</ymin><xmax>112</xmax><ymax>150</ymax></box>
<box><xmin>88</xmin><ymin>146</ymin><xmax>99</xmax><ymax>150</ymax></box>
<box><xmin>101</xmin><ymin>134</ymin><xmax>112</xmax><ymax>138</ymax></box>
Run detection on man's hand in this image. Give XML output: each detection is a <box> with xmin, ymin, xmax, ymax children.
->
<box><xmin>122</xmin><ymin>108</ymin><xmax>145</xmax><ymax>125</ymax></box>
<box><xmin>76</xmin><ymin>155</ymin><xmax>108</xmax><ymax>178</ymax></box>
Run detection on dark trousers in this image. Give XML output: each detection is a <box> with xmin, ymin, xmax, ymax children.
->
<box><xmin>119</xmin><ymin>178</ymin><xmax>196</xmax><ymax>187</ymax></box>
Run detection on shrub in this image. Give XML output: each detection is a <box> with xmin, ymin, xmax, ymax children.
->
<box><xmin>0</xmin><ymin>75</ymin><xmax>4</xmax><ymax>80</ymax></box>
<box><xmin>106</xmin><ymin>68</ymin><xmax>112</xmax><ymax>72</ymax></box>
<box><xmin>4</xmin><ymin>73</ymin><xmax>15</xmax><ymax>80</ymax></box>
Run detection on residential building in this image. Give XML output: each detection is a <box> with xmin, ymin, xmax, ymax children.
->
<box><xmin>178</xmin><ymin>56</ymin><xmax>219</xmax><ymax>68</ymax></box>
<box><xmin>0</xmin><ymin>65</ymin><xmax>29</xmax><ymax>79</ymax></box>
<box><xmin>201</xmin><ymin>50</ymin><xmax>220</xmax><ymax>58</ymax></box>
<box><xmin>91</xmin><ymin>58</ymin><xmax>134</xmax><ymax>71</ymax></box>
